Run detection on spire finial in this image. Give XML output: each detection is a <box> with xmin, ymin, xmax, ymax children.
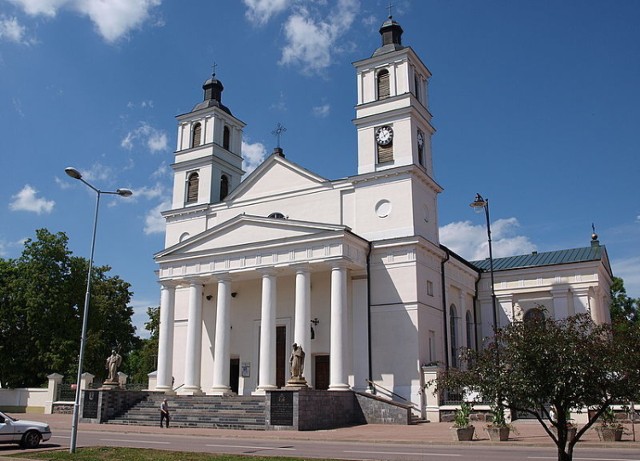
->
<box><xmin>387</xmin><ymin>2</ymin><xmax>394</xmax><ymax>19</ymax></box>
<box><xmin>271</xmin><ymin>122</ymin><xmax>287</xmax><ymax>148</ymax></box>
<box><xmin>591</xmin><ymin>223</ymin><xmax>599</xmax><ymax>241</ymax></box>
<box><xmin>211</xmin><ymin>62</ymin><xmax>218</xmax><ymax>79</ymax></box>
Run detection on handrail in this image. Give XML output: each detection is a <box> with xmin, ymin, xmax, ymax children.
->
<box><xmin>366</xmin><ymin>379</ymin><xmax>419</xmax><ymax>410</ymax></box>
<box><xmin>173</xmin><ymin>383</ymin><xmax>184</xmax><ymax>392</ymax></box>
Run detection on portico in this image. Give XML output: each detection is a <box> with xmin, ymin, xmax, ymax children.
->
<box><xmin>154</xmin><ymin>214</ymin><xmax>369</xmax><ymax>395</ymax></box>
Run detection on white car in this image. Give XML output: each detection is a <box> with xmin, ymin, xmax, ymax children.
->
<box><xmin>0</xmin><ymin>411</ymin><xmax>52</xmax><ymax>448</ymax></box>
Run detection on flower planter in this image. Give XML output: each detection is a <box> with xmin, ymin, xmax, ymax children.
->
<box><xmin>453</xmin><ymin>426</ymin><xmax>475</xmax><ymax>441</ymax></box>
<box><xmin>596</xmin><ymin>426</ymin><xmax>623</xmax><ymax>442</ymax></box>
<box><xmin>486</xmin><ymin>426</ymin><xmax>510</xmax><ymax>441</ymax></box>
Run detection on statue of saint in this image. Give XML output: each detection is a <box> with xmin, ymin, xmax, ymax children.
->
<box><xmin>105</xmin><ymin>350</ymin><xmax>122</xmax><ymax>383</ymax></box>
<box><xmin>289</xmin><ymin>343</ymin><xmax>305</xmax><ymax>379</ymax></box>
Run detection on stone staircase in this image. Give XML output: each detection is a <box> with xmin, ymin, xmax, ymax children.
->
<box><xmin>107</xmin><ymin>394</ymin><xmax>266</xmax><ymax>430</ymax></box>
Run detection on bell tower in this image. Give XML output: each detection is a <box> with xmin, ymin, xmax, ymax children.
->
<box><xmin>170</xmin><ymin>73</ymin><xmax>245</xmax><ymax>210</ymax></box>
<box><xmin>353</xmin><ymin>16</ymin><xmax>435</xmax><ymax>177</ymax></box>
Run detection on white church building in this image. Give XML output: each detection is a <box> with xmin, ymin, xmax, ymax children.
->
<box><xmin>153</xmin><ymin>17</ymin><xmax>612</xmax><ymax>415</ymax></box>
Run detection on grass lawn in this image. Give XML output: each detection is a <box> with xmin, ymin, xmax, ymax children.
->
<box><xmin>9</xmin><ymin>447</ymin><xmax>344</xmax><ymax>461</ymax></box>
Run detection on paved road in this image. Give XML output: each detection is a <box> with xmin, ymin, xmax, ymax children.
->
<box><xmin>1</xmin><ymin>413</ymin><xmax>639</xmax><ymax>461</ymax></box>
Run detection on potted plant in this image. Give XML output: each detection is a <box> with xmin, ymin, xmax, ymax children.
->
<box><xmin>486</xmin><ymin>405</ymin><xmax>514</xmax><ymax>441</ymax></box>
<box><xmin>595</xmin><ymin>407</ymin><xmax>624</xmax><ymax>442</ymax></box>
<box><xmin>452</xmin><ymin>402</ymin><xmax>475</xmax><ymax>441</ymax></box>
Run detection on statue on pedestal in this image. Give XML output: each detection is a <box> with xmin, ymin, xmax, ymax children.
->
<box><xmin>105</xmin><ymin>350</ymin><xmax>122</xmax><ymax>384</ymax></box>
<box><xmin>287</xmin><ymin>343</ymin><xmax>307</xmax><ymax>388</ymax></box>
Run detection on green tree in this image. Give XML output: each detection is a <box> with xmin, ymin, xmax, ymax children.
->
<box><xmin>0</xmin><ymin>229</ymin><xmax>138</xmax><ymax>387</ymax></box>
<box><xmin>610</xmin><ymin>276</ymin><xmax>639</xmax><ymax>331</ymax></box>
<box><xmin>124</xmin><ymin>307</ymin><xmax>159</xmax><ymax>384</ymax></box>
<box><xmin>433</xmin><ymin>313</ymin><xmax>640</xmax><ymax>461</ymax></box>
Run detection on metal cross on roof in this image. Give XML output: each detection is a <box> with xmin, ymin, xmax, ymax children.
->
<box><xmin>272</xmin><ymin>122</ymin><xmax>287</xmax><ymax>148</ymax></box>
<box><xmin>211</xmin><ymin>62</ymin><xmax>218</xmax><ymax>78</ymax></box>
<box><xmin>387</xmin><ymin>2</ymin><xmax>394</xmax><ymax>18</ymax></box>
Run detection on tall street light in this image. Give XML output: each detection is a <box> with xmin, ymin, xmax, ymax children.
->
<box><xmin>470</xmin><ymin>193</ymin><xmax>505</xmax><ymax>418</ymax></box>
<box><xmin>469</xmin><ymin>193</ymin><xmax>498</xmax><ymax>333</ymax></box>
<box><xmin>65</xmin><ymin>167</ymin><xmax>132</xmax><ymax>454</ymax></box>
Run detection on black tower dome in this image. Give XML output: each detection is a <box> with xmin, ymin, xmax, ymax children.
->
<box><xmin>192</xmin><ymin>74</ymin><xmax>232</xmax><ymax>115</ymax></box>
<box><xmin>372</xmin><ymin>15</ymin><xmax>405</xmax><ymax>57</ymax></box>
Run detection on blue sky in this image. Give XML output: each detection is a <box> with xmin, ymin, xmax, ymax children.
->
<box><xmin>1</xmin><ymin>0</ymin><xmax>639</xmax><ymax>337</ymax></box>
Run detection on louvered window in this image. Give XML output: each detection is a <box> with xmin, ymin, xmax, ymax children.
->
<box><xmin>377</xmin><ymin>144</ymin><xmax>393</xmax><ymax>163</ymax></box>
<box><xmin>186</xmin><ymin>172</ymin><xmax>199</xmax><ymax>203</ymax></box>
<box><xmin>191</xmin><ymin>123</ymin><xmax>202</xmax><ymax>148</ymax></box>
<box><xmin>223</xmin><ymin>126</ymin><xmax>230</xmax><ymax>150</ymax></box>
<box><xmin>377</xmin><ymin>69</ymin><xmax>390</xmax><ymax>100</ymax></box>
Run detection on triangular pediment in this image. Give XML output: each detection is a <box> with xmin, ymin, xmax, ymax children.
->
<box><xmin>227</xmin><ymin>153</ymin><xmax>329</xmax><ymax>203</ymax></box>
<box><xmin>156</xmin><ymin>214</ymin><xmax>348</xmax><ymax>260</ymax></box>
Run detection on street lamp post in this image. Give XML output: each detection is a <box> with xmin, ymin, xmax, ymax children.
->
<box><xmin>470</xmin><ymin>193</ymin><xmax>498</xmax><ymax>333</ymax></box>
<box><xmin>64</xmin><ymin>167</ymin><xmax>132</xmax><ymax>454</ymax></box>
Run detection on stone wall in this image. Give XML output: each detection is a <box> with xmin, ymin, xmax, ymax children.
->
<box><xmin>266</xmin><ymin>388</ymin><xmax>413</xmax><ymax>430</ymax></box>
<box><xmin>355</xmin><ymin>392</ymin><xmax>412</xmax><ymax>424</ymax></box>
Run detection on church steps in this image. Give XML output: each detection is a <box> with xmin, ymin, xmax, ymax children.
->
<box><xmin>106</xmin><ymin>394</ymin><xmax>266</xmax><ymax>430</ymax></box>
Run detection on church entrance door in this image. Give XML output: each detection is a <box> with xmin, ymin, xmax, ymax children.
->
<box><xmin>314</xmin><ymin>355</ymin><xmax>330</xmax><ymax>390</ymax></box>
<box><xmin>229</xmin><ymin>358</ymin><xmax>239</xmax><ymax>394</ymax></box>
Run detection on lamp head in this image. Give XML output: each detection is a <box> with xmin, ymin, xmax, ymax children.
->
<box><xmin>116</xmin><ymin>188</ymin><xmax>133</xmax><ymax>197</ymax></box>
<box><xmin>470</xmin><ymin>193</ymin><xmax>487</xmax><ymax>212</ymax></box>
<box><xmin>65</xmin><ymin>167</ymin><xmax>82</xmax><ymax>180</ymax></box>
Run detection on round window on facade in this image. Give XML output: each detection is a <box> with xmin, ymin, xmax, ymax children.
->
<box><xmin>375</xmin><ymin>199</ymin><xmax>392</xmax><ymax>218</ymax></box>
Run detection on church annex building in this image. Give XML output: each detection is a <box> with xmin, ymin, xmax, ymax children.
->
<box><xmin>153</xmin><ymin>17</ymin><xmax>613</xmax><ymax>418</ymax></box>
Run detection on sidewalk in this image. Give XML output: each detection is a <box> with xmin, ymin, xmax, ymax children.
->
<box><xmin>1</xmin><ymin>413</ymin><xmax>639</xmax><ymax>458</ymax></box>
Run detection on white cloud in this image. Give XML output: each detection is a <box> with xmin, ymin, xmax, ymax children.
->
<box><xmin>242</xmin><ymin>139</ymin><xmax>267</xmax><ymax>176</ymax></box>
<box><xmin>0</xmin><ymin>16</ymin><xmax>32</xmax><ymax>44</ymax></box>
<box><xmin>7</xmin><ymin>0</ymin><xmax>161</xmax><ymax>43</ymax></box>
<box><xmin>440</xmin><ymin>218</ymin><xmax>536</xmax><ymax>261</ymax></box>
<box><xmin>80</xmin><ymin>162</ymin><xmax>113</xmax><ymax>183</ymax></box>
<box><xmin>243</xmin><ymin>0</ymin><xmax>289</xmax><ymax>25</ymax></box>
<box><xmin>122</xmin><ymin>122</ymin><xmax>168</xmax><ymax>154</ymax></box>
<box><xmin>9</xmin><ymin>184</ymin><xmax>55</xmax><ymax>214</ymax></box>
<box><xmin>151</xmin><ymin>161</ymin><xmax>170</xmax><ymax>179</ymax></box>
<box><xmin>132</xmin><ymin>183</ymin><xmax>164</xmax><ymax>200</ymax></box>
<box><xmin>312</xmin><ymin>103</ymin><xmax>330</xmax><ymax>118</ymax></box>
<box><xmin>144</xmin><ymin>199</ymin><xmax>169</xmax><ymax>235</ymax></box>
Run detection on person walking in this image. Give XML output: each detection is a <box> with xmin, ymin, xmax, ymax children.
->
<box><xmin>160</xmin><ymin>398</ymin><xmax>170</xmax><ymax>428</ymax></box>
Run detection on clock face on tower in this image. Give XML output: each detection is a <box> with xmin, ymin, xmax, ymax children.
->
<box><xmin>375</xmin><ymin>125</ymin><xmax>394</xmax><ymax>146</ymax></box>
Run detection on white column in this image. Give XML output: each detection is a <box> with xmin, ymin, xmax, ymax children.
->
<box><xmin>573</xmin><ymin>287</ymin><xmax>593</xmax><ymax>320</ymax></box>
<box><xmin>183</xmin><ymin>281</ymin><xmax>203</xmax><ymax>394</ymax></box>
<box><xmin>351</xmin><ymin>275</ymin><xmax>369</xmax><ymax>392</ymax></box>
<box><xmin>156</xmin><ymin>283</ymin><xmax>176</xmax><ymax>393</ymax></box>
<box><xmin>551</xmin><ymin>287</ymin><xmax>570</xmax><ymax>319</ymax></box>
<box><xmin>211</xmin><ymin>276</ymin><xmax>232</xmax><ymax>394</ymax></box>
<box><xmin>329</xmin><ymin>263</ymin><xmax>350</xmax><ymax>391</ymax></box>
<box><xmin>294</xmin><ymin>266</ymin><xmax>311</xmax><ymax>370</ymax></box>
<box><xmin>256</xmin><ymin>270</ymin><xmax>277</xmax><ymax>392</ymax></box>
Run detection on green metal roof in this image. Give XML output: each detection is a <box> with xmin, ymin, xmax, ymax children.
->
<box><xmin>471</xmin><ymin>244</ymin><xmax>606</xmax><ymax>272</ymax></box>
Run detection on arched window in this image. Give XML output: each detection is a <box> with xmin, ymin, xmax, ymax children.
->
<box><xmin>450</xmin><ymin>304</ymin><xmax>458</xmax><ymax>368</ymax></box>
<box><xmin>524</xmin><ymin>307</ymin><xmax>545</xmax><ymax>324</ymax></box>
<box><xmin>223</xmin><ymin>125</ymin><xmax>230</xmax><ymax>150</ymax></box>
<box><xmin>186</xmin><ymin>172</ymin><xmax>199</xmax><ymax>204</ymax></box>
<box><xmin>466</xmin><ymin>311</ymin><xmax>474</xmax><ymax>350</ymax></box>
<box><xmin>377</xmin><ymin>69</ymin><xmax>390</xmax><ymax>100</ymax></box>
<box><xmin>219</xmin><ymin>174</ymin><xmax>229</xmax><ymax>200</ymax></box>
<box><xmin>414</xmin><ymin>73</ymin><xmax>421</xmax><ymax>102</ymax></box>
<box><xmin>191</xmin><ymin>123</ymin><xmax>202</xmax><ymax>148</ymax></box>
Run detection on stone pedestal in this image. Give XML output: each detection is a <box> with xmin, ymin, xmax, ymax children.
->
<box><xmin>285</xmin><ymin>377</ymin><xmax>308</xmax><ymax>389</ymax></box>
